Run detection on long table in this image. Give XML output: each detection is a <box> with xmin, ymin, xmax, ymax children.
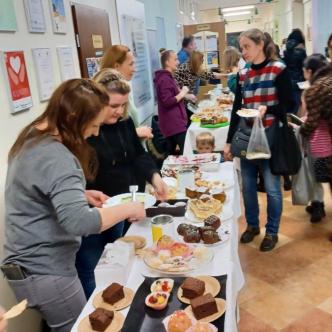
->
<box><xmin>71</xmin><ymin>161</ymin><xmax>244</xmax><ymax>332</ymax></box>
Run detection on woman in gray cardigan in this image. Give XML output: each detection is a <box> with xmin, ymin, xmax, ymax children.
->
<box><xmin>2</xmin><ymin>79</ymin><xmax>145</xmax><ymax>332</ymax></box>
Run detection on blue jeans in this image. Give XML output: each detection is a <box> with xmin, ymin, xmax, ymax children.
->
<box><xmin>75</xmin><ymin>222</ymin><xmax>124</xmax><ymax>299</ymax></box>
<box><xmin>240</xmin><ymin>159</ymin><xmax>282</xmax><ymax>235</ymax></box>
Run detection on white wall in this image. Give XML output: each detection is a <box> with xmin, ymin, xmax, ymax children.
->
<box><xmin>303</xmin><ymin>0</ymin><xmax>313</xmax><ymax>54</ymax></box>
<box><xmin>0</xmin><ymin>1</ymin><xmax>120</xmax><ymax>331</ymax></box>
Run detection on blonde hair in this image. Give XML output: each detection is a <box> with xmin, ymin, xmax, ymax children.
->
<box><xmin>189</xmin><ymin>51</ymin><xmax>204</xmax><ymax>75</ymax></box>
<box><xmin>224</xmin><ymin>46</ymin><xmax>241</xmax><ymax>71</ymax></box>
<box><xmin>196</xmin><ymin>132</ymin><xmax>215</xmax><ymax>147</ymax></box>
<box><xmin>101</xmin><ymin>45</ymin><xmax>131</xmax><ymax>69</ymax></box>
<box><xmin>93</xmin><ymin>68</ymin><xmax>130</xmax><ymax>120</ymax></box>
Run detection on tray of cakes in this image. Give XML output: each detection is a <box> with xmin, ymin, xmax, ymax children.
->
<box><xmin>161</xmin><ymin>165</ymin><xmax>202</xmax><ymax>180</ymax></box>
<box><xmin>176</xmin><ymin>215</ymin><xmax>230</xmax><ymax>247</ymax></box>
<box><xmin>121</xmin><ymin>274</ymin><xmax>227</xmax><ymax>332</ymax></box>
<box><xmin>185</xmin><ymin>179</ymin><xmax>227</xmax><ymax>202</ymax></box>
<box><xmin>143</xmin><ymin>235</ymin><xmax>214</xmax><ymax>275</ymax></box>
<box><xmin>163</xmin><ymin>154</ymin><xmax>220</xmax><ymax>169</ymax></box>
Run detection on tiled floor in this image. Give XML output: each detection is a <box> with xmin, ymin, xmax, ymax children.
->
<box><xmin>237</xmin><ymin>184</ymin><xmax>332</xmax><ymax>332</ymax></box>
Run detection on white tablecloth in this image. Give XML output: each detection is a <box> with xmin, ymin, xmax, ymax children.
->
<box><xmin>183</xmin><ymin>122</ymin><xmax>230</xmax><ymax>156</ymax></box>
<box><xmin>71</xmin><ymin>162</ymin><xmax>244</xmax><ymax>332</ymax></box>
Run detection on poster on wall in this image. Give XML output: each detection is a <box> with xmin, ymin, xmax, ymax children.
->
<box><xmin>49</xmin><ymin>0</ymin><xmax>66</xmax><ymax>34</ymax></box>
<box><xmin>0</xmin><ymin>0</ymin><xmax>17</xmax><ymax>31</ymax></box>
<box><xmin>32</xmin><ymin>48</ymin><xmax>55</xmax><ymax>101</ymax></box>
<box><xmin>2</xmin><ymin>51</ymin><xmax>33</xmax><ymax>113</ymax></box>
<box><xmin>194</xmin><ymin>35</ymin><xmax>204</xmax><ymax>52</ymax></box>
<box><xmin>57</xmin><ymin>46</ymin><xmax>76</xmax><ymax>81</ymax></box>
<box><xmin>205</xmin><ymin>35</ymin><xmax>218</xmax><ymax>51</ymax></box>
<box><xmin>147</xmin><ymin>29</ymin><xmax>160</xmax><ymax>102</ymax></box>
<box><xmin>121</xmin><ymin>14</ymin><xmax>151</xmax><ymax>108</ymax></box>
<box><xmin>24</xmin><ymin>0</ymin><xmax>46</xmax><ymax>33</ymax></box>
<box><xmin>206</xmin><ymin>51</ymin><xmax>219</xmax><ymax>68</ymax></box>
<box><xmin>86</xmin><ymin>57</ymin><xmax>102</xmax><ymax>78</ymax></box>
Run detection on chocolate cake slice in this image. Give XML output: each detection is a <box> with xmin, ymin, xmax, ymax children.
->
<box><xmin>89</xmin><ymin>308</ymin><xmax>114</xmax><ymax>331</ymax></box>
<box><xmin>190</xmin><ymin>293</ymin><xmax>218</xmax><ymax>320</ymax></box>
<box><xmin>102</xmin><ymin>283</ymin><xmax>125</xmax><ymax>305</ymax></box>
<box><xmin>181</xmin><ymin>277</ymin><xmax>205</xmax><ymax>299</ymax></box>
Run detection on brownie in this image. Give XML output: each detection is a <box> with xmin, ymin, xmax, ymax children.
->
<box><xmin>183</xmin><ymin>229</ymin><xmax>201</xmax><ymax>243</ymax></box>
<box><xmin>89</xmin><ymin>308</ymin><xmax>114</xmax><ymax>331</ymax></box>
<box><xmin>198</xmin><ymin>226</ymin><xmax>214</xmax><ymax>236</ymax></box>
<box><xmin>190</xmin><ymin>293</ymin><xmax>218</xmax><ymax>320</ymax></box>
<box><xmin>204</xmin><ymin>215</ymin><xmax>221</xmax><ymax>231</ymax></box>
<box><xmin>181</xmin><ymin>277</ymin><xmax>205</xmax><ymax>299</ymax></box>
<box><xmin>201</xmin><ymin>230</ymin><xmax>220</xmax><ymax>244</ymax></box>
<box><xmin>102</xmin><ymin>283</ymin><xmax>125</xmax><ymax>305</ymax></box>
<box><xmin>177</xmin><ymin>223</ymin><xmax>198</xmax><ymax>236</ymax></box>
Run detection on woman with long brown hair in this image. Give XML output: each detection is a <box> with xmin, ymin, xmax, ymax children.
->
<box><xmin>76</xmin><ymin>69</ymin><xmax>167</xmax><ymax>299</ymax></box>
<box><xmin>101</xmin><ymin>45</ymin><xmax>153</xmax><ymax>139</ymax></box>
<box><xmin>2</xmin><ymin>79</ymin><xmax>145</xmax><ymax>332</ymax></box>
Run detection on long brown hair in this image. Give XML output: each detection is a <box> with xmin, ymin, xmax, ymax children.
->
<box><xmin>93</xmin><ymin>68</ymin><xmax>131</xmax><ymax>119</ymax></box>
<box><xmin>240</xmin><ymin>29</ymin><xmax>278</xmax><ymax>61</ymax></box>
<box><xmin>101</xmin><ymin>45</ymin><xmax>131</xmax><ymax>69</ymax></box>
<box><xmin>189</xmin><ymin>51</ymin><xmax>204</xmax><ymax>75</ymax></box>
<box><xmin>224</xmin><ymin>46</ymin><xmax>241</xmax><ymax>71</ymax></box>
<box><xmin>8</xmin><ymin>79</ymin><xmax>109</xmax><ymax>180</ymax></box>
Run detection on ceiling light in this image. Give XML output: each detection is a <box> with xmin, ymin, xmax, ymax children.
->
<box><xmin>222</xmin><ymin>5</ymin><xmax>255</xmax><ymax>12</ymax></box>
<box><xmin>223</xmin><ymin>11</ymin><xmax>251</xmax><ymax>17</ymax></box>
<box><xmin>179</xmin><ymin>10</ymin><xmax>184</xmax><ymax>14</ymax></box>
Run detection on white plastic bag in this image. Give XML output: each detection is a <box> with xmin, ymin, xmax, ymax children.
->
<box><xmin>246</xmin><ymin>117</ymin><xmax>271</xmax><ymax>160</ymax></box>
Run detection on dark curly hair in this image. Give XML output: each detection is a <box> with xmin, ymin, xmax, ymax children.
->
<box><xmin>301</xmin><ymin>75</ymin><xmax>332</xmax><ymax>138</ymax></box>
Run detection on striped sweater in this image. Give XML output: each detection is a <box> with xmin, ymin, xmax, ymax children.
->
<box><xmin>310</xmin><ymin>121</ymin><xmax>332</xmax><ymax>158</ymax></box>
<box><xmin>239</xmin><ymin>60</ymin><xmax>286</xmax><ymax>126</ymax></box>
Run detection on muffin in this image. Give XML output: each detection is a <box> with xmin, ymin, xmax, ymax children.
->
<box><xmin>183</xmin><ymin>229</ymin><xmax>201</xmax><ymax>243</ymax></box>
<box><xmin>201</xmin><ymin>230</ymin><xmax>220</xmax><ymax>244</ymax></box>
<box><xmin>204</xmin><ymin>215</ymin><xmax>221</xmax><ymax>231</ymax></box>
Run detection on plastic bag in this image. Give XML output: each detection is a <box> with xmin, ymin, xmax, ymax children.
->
<box><xmin>246</xmin><ymin>117</ymin><xmax>271</xmax><ymax>160</ymax></box>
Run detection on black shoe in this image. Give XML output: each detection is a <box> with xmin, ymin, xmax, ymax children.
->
<box><xmin>310</xmin><ymin>201</ymin><xmax>326</xmax><ymax>223</ymax></box>
<box><xmin>283</xmin><ymin>176</ymin><xmax>292</xmax><ymax>191</ymax></box>
<box><xmin>240</xmin><ymin>227</ymin><xmax>260</xmax><ymax>243</ymax></box>
<box><xmin>260</xmin><ymin>234</ymin><xmax>278</xmax><ymax>251</ymax></box>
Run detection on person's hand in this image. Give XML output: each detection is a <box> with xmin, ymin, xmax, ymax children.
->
<box><xmin>288</xmin><ymin>122</ymin><xmax>300</xmax><ymax>129</ymax></box>
<box><xmin>258</xmin><ymin>105</ymin><xmax>267</xmax><ymax>119</ymax></box>
<box><xmin>185</xmin><ymin>94</ymin><xmax>197</xmax><ymax>103</ymax></box>
<box><xmin>223</xmin><ymin>143</ymin><xmax>233</xmax><ymax>161</ymax></box>
<box><xmin>136</xmin><ymin>126</ymin><xmax>153</xmax><ymax>139</ymax></box>
<box><xmin>127</xmin><ymin>202</ymin><xmax>146</xmax><ymax>222</ymax></box>
<box><xmin>181</xmin><ymin>86</ymin><xmax>189</xmax><ymax>95</ymax></box>
<box><xmin>0</xmin><ymin>307</ymin><xmax>7</xmax><ymax>332</ymax></box>
<box><xmin>85</xmin><ymin>190</ymin><xmax>109</xmax><ymax>208</ymax></box>
<box><xmin>151</xmin><ymin>173</ymin><xmax>168</xmax><ymax>201</ymax></box>
<box><xmin>301</xmin><ymin>115</ymin><xmax>307</xmax><ymax>122</ymax></box>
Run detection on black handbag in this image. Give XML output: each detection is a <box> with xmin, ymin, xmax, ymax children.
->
<box><xmin>269</xmin><ymin>115</ymin><xmax>302</xmax><ymax>175</ymax></box>
<box><xmin>230</xmin><ymin>119</ymin><xmax>252</xmax><ymax>158</ymax></box>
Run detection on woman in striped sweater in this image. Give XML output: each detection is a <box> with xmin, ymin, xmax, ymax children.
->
<box><xmin>224</xmin><ymin>29</ymin><xmax>293</xmax><ymax>251</ymax></box>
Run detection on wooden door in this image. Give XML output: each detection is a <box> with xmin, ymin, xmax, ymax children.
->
<box><xmin>71</xmin><ymin>3</ymin><xmax>112</xmax><ymax>78</ymax></box>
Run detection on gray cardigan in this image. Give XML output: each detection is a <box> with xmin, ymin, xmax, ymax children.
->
<box><xmin>3</xmin><ymin>137</ymin><xmax>101</xmax><ymax>276</ymax></box>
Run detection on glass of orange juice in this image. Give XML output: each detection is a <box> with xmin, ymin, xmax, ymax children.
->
<box><xmin>151</xmin><ymin>215</ymin><xmax>174</xmax><ymax>243</ymax></box>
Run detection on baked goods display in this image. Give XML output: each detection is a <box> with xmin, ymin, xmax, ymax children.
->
<box><xmin>177</xmin><ymin>222</ymin><xmax>221</xmax><ymax>245</ymax></box>
<box><xmin>190</xmin><ymin>293</ymin><xmax>218</xmax><ymax>320</ymax></box>
<box><xmin>161</xmin><ymin>165</ymin><xmax>202</xmax><ymax>181</ymax></box>
<box><xmin>185</xmin><ymin>180</ymin><xmax>226</xmax><ymax>203</ymax></box>
<box><xmin>188</xmin><ymin>196</ymin><xmax>222</xmax><ymax>220</ymax></box>
<box><xmin>89</xmin><ymin>308</ymin><xmax>114</xmax><ymax>332</ymax></box>
<box><xmin>187</xmin><ymin>322</ymin><xmax>218</xmax><ymax>332</ymax></box>
<box><xmin>145</xmin><ymin>291</ymin><xmax>170</xmax><ymax>310</ymax></box>
<box><xmin>181</xmin><ymin>277</ymin><xmax>205</xmax><ymax>299</ymax></box>
<box><xmin>200</xmin><ymin>115</ymin><xmax>228</xmax><ymax>126</ymax></box>
<box><xmin>164</xmin><ymin>154</ymin><xmax>219</xmax><ymax>166</ymax></box>
<box><xmin>143</xmin><ymin>236</ymin><xmax>213</xmax><ymax>273</ymax></box>
<box><xmin>102</xmin><ymin>283</ymin><xmax>125</xmax><ymax>305</ymax></box>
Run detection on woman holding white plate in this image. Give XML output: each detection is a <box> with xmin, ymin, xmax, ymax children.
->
<box><xmin>75</xmin><ymin>69</ymin><xmax>167</xmax><ymax>299</ymax></box>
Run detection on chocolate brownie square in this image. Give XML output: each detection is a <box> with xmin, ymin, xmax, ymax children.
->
<box><xmin>190</xmin><ymin>293</ymin><xmax>218</xmax><ymax>320</ymax></box>
<box><xmin>89</xmin><ymin>308</ymin><xmax>114</xmax><ymax>331</ymax></box>
<box><xmin>102</xmin><ymin>283</ymin><xmax>125</xmax><ymax>305</ymax></box>
<box><xmin>181</xmin><ymin>277</ymin><xmax>205</xmax><ymax>299</ymax></box>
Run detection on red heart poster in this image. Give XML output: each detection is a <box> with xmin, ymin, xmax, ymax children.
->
<box><xmin>3</xmin><ymin>51</ymin><xmax>33</xmax><ymax>113</ymax></box>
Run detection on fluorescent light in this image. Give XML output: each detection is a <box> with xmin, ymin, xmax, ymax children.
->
<box><xmin>223</xmin><ymin>11</ymin><xmax>251</xmax><ymax>17</ymax></box>
<box><xmin>179</xmin><ymin>10</ymin><xmax>184</xmax><ymax>14</ymax></box>
<box><xmin>222</xmin><ymin>5</ymin><xmax>254</xmax><ymax>13</ymax></box>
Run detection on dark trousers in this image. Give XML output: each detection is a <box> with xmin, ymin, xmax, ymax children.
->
<box><xmin>75</xmin><ymin>222</ymin><xmax>124</xmax><ymax>299</ymax></box>
<box><xmin>166</xmin><ymin>131</ymin><xmax>187</xmax><ymax>155</ymax></box>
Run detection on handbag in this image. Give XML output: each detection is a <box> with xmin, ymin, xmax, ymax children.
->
<box><xmin>269</xmin><ymin>115</ymin><xmax>302</xmax><ymax>175</ymax></box>
<box><xmin>292</xmin><ymin>130</ymin><xmax>315</xmax><ymax>205</ymax></box>
<box><xmin>230</xmin><ymin>119</ymin><xmax>252</xmax><ymax>158</ymax></box>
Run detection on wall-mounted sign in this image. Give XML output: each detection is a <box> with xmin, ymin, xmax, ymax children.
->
<box><xmin>92</xmin><ymin>34</ymin><xmax>104</xmax><ymax>48</ymax></box>
<box><xmin>197</xmin><ymin>24</ymin><xmax>211</xmax><ymax>31</ymax></box>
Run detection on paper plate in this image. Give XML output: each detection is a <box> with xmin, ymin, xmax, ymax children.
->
<box><xmin>93</xmin><ymin>287</ymin><xmax>134</xmax><ymax>311</ymax></box>
<box><xmin>177</xmin><ymin>276</ymin><xmax>221</xmax><ymax>304</ymax></box>
<box><xmin>78</xmin><ymin>311</ymin><xmax>125</xmax><ymax>332</ymax></box>
<box><xmin>103</xmin><ymin>193</ymin><xmax>156</xmax><ymax>209</ymax></box>
<box><xmin>184</xmin><ymin>298</ymin><xmax>226</xmax><ymax>323</ymax></box>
